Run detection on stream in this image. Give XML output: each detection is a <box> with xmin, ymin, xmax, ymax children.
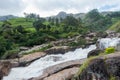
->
<box><xmin>3</xmin><ymin>38</ymin><xmax>120</xmax><ymax>80</ymax></box>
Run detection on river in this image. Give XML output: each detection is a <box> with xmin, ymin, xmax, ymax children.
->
<box><xmin>3</xmin><ymin>38</ymin><xmax>120</xmax><ymax>80</ymax></box>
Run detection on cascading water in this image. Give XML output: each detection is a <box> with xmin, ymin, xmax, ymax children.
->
<box><xmin>3</xmin><ymin>37</ymin><xmax>120</xmax><ymax>80</ymax></box>
<box><xmin>98</xmin><ymin>38</ymin><xmax>120</xmax><ymax>50</ymax></box>
<box><xmin>3</xmin><ymin>45</ymin><xmax>96</xmax><ymax>80</ymax></box>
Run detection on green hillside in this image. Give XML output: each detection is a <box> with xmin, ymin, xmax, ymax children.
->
<box><xmin>0</xmin><ymin>17</ymin><xmax>36</xmax><ymax>32</ymax></box>
<box><xmin>108</xmin><ymin>20</ymin><xmax>120</xmax><ymax>32</ymax></box>
<box><xmin>0</xmin><ymin>9</ymin><xmax>120</xmax><ymax>59</ymax></box>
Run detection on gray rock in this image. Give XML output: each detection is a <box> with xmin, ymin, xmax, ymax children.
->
<box><xmin>0</xmin><ymin>61</ymin><xmax>12</xmax><ymax>80</ymax></box>
<box><xmin>87</xmin><ymin>49</ymin><xmax>102</xmax><ymax>58</ymax></box>
<box><xmin>72</xmin><ymin>52</ymin><xmax>120</xmax><ymax>80</ymax></box>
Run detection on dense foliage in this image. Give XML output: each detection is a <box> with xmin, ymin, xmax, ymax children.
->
<box><xmin>0</xmin><ymin>9</ymin><xmax>120</xmax><ymax>59</ymax></box>
<box><xmin>84</xmin><ymin>9</ymin><xmax>112</xmax><ymax>31</ymax></box>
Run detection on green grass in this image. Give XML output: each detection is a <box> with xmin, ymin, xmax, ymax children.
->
<box><xmin>109</xmin><ymin>20</ymin><xmax>120</xmax><ymax>32</ymax></box>
<box><xmin>8</xmin><ymin>18</ymin><xmax>35</xmax><ymax>28</ymax></box>
<box><xmin>105</xmin><ymin>47</ymin><xmax>115</xmax><ymax>54</ymax></box>
<box><xmin>43</xmin><ymin>21</ymin><xmax>50</xmax><ymax>25</ymax></box>
<box><xmin>2</xmin><ymin>48</ymin><xmax>20</xmax><ymax>59</ymax></box>
<box><xmin>0</xmin><ymin>17</ymin><xmax>36</xmax><ymax>32</ymax></box>
<box><xmin>73</xmin><ymin>56</ymin><xmax>98</xmax><ymax>80</ymax></box>
<box><xmin>0</xmin><ymin>21</ymin><xmax>3</xmax><ymax>25</ymax></box>
<box><xmin>25</xmin><ymin>27</ymin><xmax>36</xmax><ymax>32</ymax></box>
<box><xmin>110</xmin><ymin>75</ymin><xmax>116</xmax><ymax>80</ymax></box>
<box><xmin>22</xmin><ymin>44</ymin><xmax>53</xmax><ymax>55</ymax></box>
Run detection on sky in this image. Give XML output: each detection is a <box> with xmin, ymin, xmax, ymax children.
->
<box><xmin>0</xmin><ymin>0</ymin><xmax>120</xmax><ymax>17</ymax></box>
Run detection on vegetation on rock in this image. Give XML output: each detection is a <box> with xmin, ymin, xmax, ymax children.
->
<box><xmin>105</xmin><ymin>47</ymin><xmax>115</xmax><ymax>54</ymax></box>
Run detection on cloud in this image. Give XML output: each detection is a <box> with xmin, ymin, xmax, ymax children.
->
<box><xmin>0</xmin><ymin>0</ymin><xmax>120</xmax><ymax>17</ymax></box>
<box><xmin>0</xmin><ymin>0</ymin><xmax>26</xmax><ymax>16</ymax></box>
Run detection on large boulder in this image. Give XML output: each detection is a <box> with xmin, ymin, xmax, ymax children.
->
<box><xmin>45</xmin><ymin>46</ymin><xmax>72</xmax><ymax>54</ymax></box>
<box><xmin>97</xmin><ymin>32</ymin><xmax>108</xmax><ymax>38</ymax></box>
<box><xmin>116</xmin><ymin>42</ymin><xmax>120</xmax><ymax>51</ymax></box>
<box><xmin>19</xmin><ymin>52</ymin><xmax>46</xmax><ymax>66</ymax></box>
<box><xmin>0</xmin><ymin>61</ymin><xmax>12</xmax><ymax>80</ymax></box>
<box><xmin>43</xmin><ymin>67</ymin><xmax>79</xmax><ymax>80</ymax></box>
<box><xmin>71</xmin><ymin>52</ymin><xmax>120</xmax><ymax>80</ymax></box>
<box><xmin>87</xmin><ymin>49</ymin><xmax>102</xmax><ymax>58</ymax></box>
<box><xmin>30</xmin><ymin>59</ymin><xmax>85</xmax><ymax>80</ymax></box>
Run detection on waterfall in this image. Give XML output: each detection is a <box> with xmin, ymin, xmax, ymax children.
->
<box><xmin>3</xmin><ymin>37</ymin><xmax>120</xmax><ymax>80</ymax></box>
<box><xmin>3</xmin><ymin>45</ymin><xmax>96</xmax><ymax>80</ymax></box>
<box><xmin>98</xmin><ymin>38</ymin><xmax>120</xmax><ymax>50</ymax></box>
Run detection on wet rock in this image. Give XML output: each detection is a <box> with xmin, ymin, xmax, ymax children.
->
<box><xmin>45</xmin><ymin>46</ymin><xmax>71</xmax><ymax>54</ymax></box>
<box><xmin>116</xmin><ymin>42</ymin><xmax>120</xmax><ymax>51</ymax></box>
<box><xmin>44</xmin><ymin>67</ymin><xmax>79</xmax><ymax>80</ymax></box>
<box><xmin>87</xmin><ymin>49</ymin><xmax>102</xmax><ymax>58</ymax></box>
<box><xmin>3</xmin><ymin>52</ymin><xmax>47</xmax><ymax>67</ymax></box>
<box><xmin>30</xmin><ymin>59</ymin><xmax>85</xmax><ymax>80</ymax></box>
<box><xmin>19</xmin><ymin>52</ymin><xmax>46</xmax><ymax>66</ymax></box>
<box><xmin>20</xmin><ymin>47</ymin><xmax>30</xmax><ymax>51</ymax></box>
<box><xmin>0</xmin><ymin>61</ymin><xmax>12</xmax><ymax>80</ymax></box>
<box><xmin>87</xmin><ymin>33</ymin><xmax>96</xmax><ymax>38</ymax></box>
<box><xmin>72</xmin><ymin>52</ymin><xmax>120</xmax><ymax>80</ymax></box>
<box><xmin>97</xmin><ymin>32</ymin><xmax>108</xmax><ymax>38</ymax></box>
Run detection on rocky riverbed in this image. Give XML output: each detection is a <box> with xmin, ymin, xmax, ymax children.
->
<box><xmin>1</xmin><ymin>35</ymin><xmax>120</xmax><ymax>80</ymax></box>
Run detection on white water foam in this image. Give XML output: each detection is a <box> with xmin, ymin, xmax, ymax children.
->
<box><xmin>3</xmin><ymin>45</ymin><xmax>96</xmax><ymax>80</ymax></box>
<box><xmin>98</xmin><ymin>38</ymin><xmax>120</xmax><ymax>49</ymax></box>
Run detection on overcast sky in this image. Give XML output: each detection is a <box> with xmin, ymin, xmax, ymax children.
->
<box><xmin>0</xmin><ymin>0</ymin><xmax>120</xmax><ymax>17</ymax></box>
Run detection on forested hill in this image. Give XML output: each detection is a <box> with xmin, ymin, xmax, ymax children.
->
<box><xmin>0</xmin><ymin>15</ymin><xmax>17</xmax><ymax>21</ymax></box>
<box><xmin>0</xmin><ymin>9</ymin><xmax>120</xmax><ymax>59</ymax></box>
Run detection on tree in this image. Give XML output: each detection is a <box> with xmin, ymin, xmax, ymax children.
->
<box><xmin>16</xmin><ymin>25</ymin><xmax>25</xmax><ymax>33</ymax></box>
<box><xmin>60</xmin><ymin>17</ymin><xmax>63</xmax><ymax>23</ymax></box>
<box><xmin>0</xmin><ymin>37</ymin><xmax>7</xmax><ymax>56</ymax></box>
<box><xmin>51</xmin><ymin>18</ymin><xmax>55</xmax><ymax>25</ymax></box>
<box><xmin>24</xmin><ymin>13</ymin><xmax>40</xmax><ymax>21</ymax></box>
<box><xmin>0</xmin><ymin>37</ymin><xmax>14</xmax><ymax>57</ymax></box>
<box><xmin>85</xmin><ymin>9</ymin><xmax>102</xmax><ymax>23</ymax></box>
<box><xmin>48</xmin><ymin>17</ymin><xmax>52</xmax><ymax>22</ymax></box>
<box><xmin>55</xmin><ymin>18</ymin><xmax>59</xmax><ymax>26</ymax></box>
<box><xmin>63</xmin><ymin>16</ymin><xmax>79</xmax><ymax>27</ymax></box>
<box><xmin>33</xmin><ymin>19</ymin><xmax>45</xmax><ymax>31</ymax></box>
<box><xmin>84</xmin><ymin>9</ymin><xmax>112</xmax><ymax>31</ymax></box>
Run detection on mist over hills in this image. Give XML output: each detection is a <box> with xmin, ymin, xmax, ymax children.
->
<box><xmin>0</xmin><ymin>10</ymin><xmax>115</xmax><ymax>21</ymax></box>
<box><xmin>0</xmin><ymin>15</ymin><xmax>18</xmax><ymax>21</ymax></box>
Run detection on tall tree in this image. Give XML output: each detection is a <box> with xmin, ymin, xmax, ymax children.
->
<box><xmin>55</xmin><ymin>18</ymin><xmax>59</xmax><ymax>26</ymax></box>
<box><xmin>33</xmin><ymin>18</ymin><xmax>45</xmax><ymax>31</ymax></box>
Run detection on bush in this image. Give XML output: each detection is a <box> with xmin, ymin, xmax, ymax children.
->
<box><xmin>2</xmin><ymin>48</ymin><xmax>20</xmax><ymax>59</ymax></box>
<box><xmin>72</xmin><ymin>56</ymin><xmax>98</xmax><ymax>80</ymax></box>
<box><xmin>68</xmin><ymin>42</ymin><xmax>77</xmax><ymax>47</ymax></box>
<box><xmin>110</xmin><ymin>76</ymin><xmax>116</xmax><ymax>80</ymax></box>
<box><xmin>105</xmin><ymin>47</ymin><xmax>115</xmax><ymax>54</ymax></box>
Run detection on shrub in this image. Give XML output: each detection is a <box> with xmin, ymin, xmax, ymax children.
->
<box><xmin>39</xmin><ymin>44</ymin><xmax>53</xmax><ymax>51</ymax></box>
<box><xmin>105</xmin><ymin>47</ymin><xmax>115</xmax><ymax>54</ymax></box>
<box><xmin>72</xmin><ymin>56</ymin><xmax>98</xmax><ymax>80</ymax></box>
<box><xmin>2</xmin><ymin>48</ymin><xmax>20</xmax><ymax>59</ymax></box>
<box><xmin>68</xmin><ymin>42</ymin><xmax>77</xmax><ymax>47</ymax></box>
<box><xmin>110</xmin><ymin>75</ymin><xmax>116</xmax><ymax>80</ymax></box>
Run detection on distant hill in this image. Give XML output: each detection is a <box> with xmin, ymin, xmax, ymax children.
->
<box><xmin>73</xmin><ymin>13</ymin><xmax>86</xmax><ymax>19</ymax></box>
<box><xmin>101</xmin><ymin>11</ymin><xmax>113</xmax><ymax>16</ymax></box>
<box><xmin>55</xmin><ymin>11</ymin><xmax>71</xmax><ymax>18</ymax></box>
<box><xmin>49</xmin><ymin>11</ymin><xmax>72</xmax><ymax>19</ymax></box>
<box><xmin>48</xmin><ymin>11</ymin><xmax>114</xmax><ymax>20</ymax></box>
<box><xmin>49</xmin><ymin>11</ymin><xmax>85</xmax><ymax>19</ymax></box>
<box><xmin>0</xmin><ymin>15</ymin><xmax>18</xmax><ymax>21</ymax></box>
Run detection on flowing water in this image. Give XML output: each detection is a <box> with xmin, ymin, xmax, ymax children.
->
<box><xmin>3</xmin><ymin>45</ymin><xmax>96</xmax><ymax>80</ymax></box>
<box><xmin>98</xmin><ymin>37</ymin><xmax>120</xmax><ymax>49</ymax></box>
<box><xmin>3</xmin><ymin>38</ymin><xmax>120</xmax><ymax>80</ymax></box>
